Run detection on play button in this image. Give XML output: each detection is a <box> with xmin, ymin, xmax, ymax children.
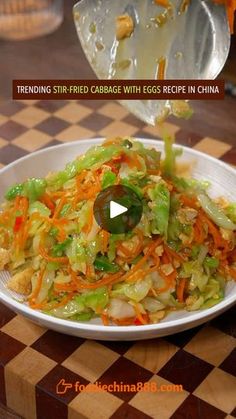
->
<box><xmin>110</xmin><ymin>201</ymin><xmax>128</xmax><ymax>219</ymax></box>
<box><xmin>94</xmin><ymin>185</ymin><xmax>143</xmax><ymax>234</ymax></box>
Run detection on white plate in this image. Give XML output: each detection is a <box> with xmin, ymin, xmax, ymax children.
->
<box><xmin>0</xmin><ymin>138</ymin><xmax>235</xmax><ymax>341</ymax></box>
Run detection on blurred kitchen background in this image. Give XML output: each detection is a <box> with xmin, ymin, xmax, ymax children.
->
<box><xmin>0</xmin><ymin>0</ymin><xmax>235</xmax><ymax>97</ymax></box>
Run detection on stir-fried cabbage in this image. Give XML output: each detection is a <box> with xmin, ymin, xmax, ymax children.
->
<box><xmin>1</xmin><ymin>137</ymin><xmax>235</xmax><ymax>326</ymax></box>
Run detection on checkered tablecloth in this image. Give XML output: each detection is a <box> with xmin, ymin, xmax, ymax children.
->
<box><xmin>0</xmin><ymin>99</ymin><xmax>235</xmax><ymax>419</ymax></box>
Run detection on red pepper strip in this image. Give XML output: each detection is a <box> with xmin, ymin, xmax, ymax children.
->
<box><xmin>14</xmin><ymin>216</ymin><xmax>23</xmax><ymax>233</ymax></box>
<box><xmin>134</xmin><ymin>318</ymin><xmax>143</xmax><ymax>325</ymax></box>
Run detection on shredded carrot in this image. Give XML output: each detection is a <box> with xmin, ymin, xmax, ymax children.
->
<box><xmin>53</xmin><ymin>194</ymin><xmax>67</xmax><ymax>220</ymax></box>
<box><xmin>0</xmin><ymin>211</ymin><xmax>11</xmax><ymax>226</ymax></box>
<box><xmin>29</xmin><ymin>268</ymin><xmax>45</xmax><ymax>306</ymax></box>
<box><xmin>73</xmin><ymin>184</ymin><xmax>100</xmax><ymax>207</ymax></box>
<box><xmin>151</xmin><ymin>250</ymin><xmax>161</xmax><ymax>267</ymax></box>
<box><xmin>113</xmin><ymin>317</ymin><xmax>136</xmax><ymax>326</ymax></box>
<box><xmin>164</xmin><ymin>245</ymin><xmax>185</xmax><ymax>262</ymax></box>
<box><xmin>39</xmin><ymin>243</ymin><xmax>69</xmax><ymax>264</ymax></box>
<box><xmin>101</xmin><ymin>312</ymin><xmax>109</xmax><ymax>326</ymax></box>
<box><xmin>117</xmin><ymin>243</ymin><xmax>131</xmax><ymax>257</ymax></box>
<box><xmin>148</xmin><ymin>265</ymin><xmax>163</xmax><ymax>275</ymax></box>
<box><xmin>134</xmin><ymin>304</ymin><xmax>148</xmax><ymax>325</ymax></box>
<box><xmin>155</xmin><ymin>0</ymin><xmax>171</xmax><ymax>8</ymax></box>
<box><xmin>101</xmin><ymin>230</ymin><xmax>110</xmax><ymax>254</ymax></box>
<box><xmin>20</xmin><ymin>219</ymin><xmax>31</xmax><ymax>249</ymax></box>
<box><xmin>72</xmin><ymin>170</ymin><xmax>101</xmax><ymax>208</ymax></box>
<box><xmin>45</xmin><ymin>293</ymin><xmax>75</xmax><ymax>310</ymax></box>
<box><xmin>147</xmin><ymin>169</ymin><xmax>161</xmax><ymax>176</ymax></box>
<box><xmin>177</xmin><ymin>278</ymin><xmax>186</xmax><ymax>302</ymax></box>
<box><xmin>117</xmin><ymin>230</ymin><xmax>144</xmax><ymax>262</ymax></box>
<box><xmin>0</xmin><ymin>228</ymin><xmax>9</xmax><ymax>248</ymax></box>
<box><xmin>162</xmin><ymin>250</ymin><xmax>171</xmax><ymax>264</ymax></box>
<box><xmin>194</xmin><ymin>216</ymin><xmax>205</xmax><ymax>244</ymax></box>
<box><xmin>76</xmin><ymin>170</ymin><xmax>88</xmax><ymax>189</ymax></box>
<box><xmin>86</xmin><ymin>264</ymin><xmax>95</xmax><ymax>278</ymax></box>
<box><xmin>29</xmin><ymin>299</ymin><xmax>48</xmax><ymax>310</ymax></box>
<box><xmin>30</xmin><ymin>211</ymin><xmax>68</xmax><ymax>242</ymax></box>
<box><xmin>180</xmin><ymin>195</ymin><xmax>199</xmax><ymax>209</ymax></box>
<box><xmin>165</xmin><ymin>181</ymin><xmax>174</xmax><ymax>192</ymax></box>
<box><xmin>82</xmin><ymin>204</ymin><xmax>94</xmax><ymax>235</ymax></box>
<box><xmin>94</xmin><ymin>170</ymin><xmax>101</xmax><ymax>189</ymax></box>
<box><xmin>228</xmin><ymin>249</ymin><xmax>236</xmax><ymax>262</ymax></box>
<box><xmin>228</xmin><ymin>267</ymin><xmax>236</xmax><ymax>280</ymax></box>
<box><xmin>40</xmin><ymin>193</ymin><xmax>55</xmax><ymax>213</ymax></box>
<box><xmin>165</xmin><ymin>269</ymin><xmax>177</xmax><ymax>286</ymax></box>
<box><xmin>125</xmin><ymin>264</ymin><xmax>161</xmax><ymax>283</ymax></box>
<box><xmin>199</xmin><ymin>211</ymin><xmax>222</xmax><ymax>248</ymax></box>
<box><xmin>55</xmin><ymin>225</ymin><xmax>67</xmax><ymax>243</ymax></box>
<box><xmin>157</xmin><ymin>56</ymin><xmax>167</xmax><ymax>80</ymax></box>
<box><xmin>50</xmin><ymin>191</ymin><xmax>66</xmax><ymax>199</ymax></box>
<box><xmin>122</xmin><ymin>238</ymin><xmax>163</xmax><ymax>282</ymax></box>
<box><xmin>31</xmin><ymin>291</ymin><xmax>75</xmax><ymax>310</ymax></box>
<box><xmin>149</xmin><ymin>287</ymin><xmax>158</xmax><ymax>297</ymax></box>
<box><xmin>39</xmin><ymin>234</ymin><xmax>69</xmax><ymax>264</ymax></box>
<box><xmin>193</xmin><ymin>223</ymin><xmax>201</xmax><ymax>244</ymax></box>
<box><xmin>53</xmin><ymin>218</ymin><xmax>69</xmax><ymax>226</ymax></box>
<box><xmin>81</xmin><ymin>186</ymin><xmax>100</xmax><ymax>200</ymax></box>
<box><xmin>54</xmin><ymin>282</ymin><xmax>78</xmax><ymax>292</ymax></box>
<box><xmin>19</xmin><ymin>196</ymin><xmax>28</xmax><ymax>216</ymax></box>
<box><xmin>54</xmin><ymin>293</ymin><xmax>75</xmax><ymax>308</ymax></box>
<box><xmin>157</xmin><ymin>269</ymin><xmax>177</xmax><ymax>293</ymax></box>
<box><xmin>122</xmin><ymin>153</ymin><xmax>143</xmax><ymax>171</ymax></box>
<box><xmin>70</xmin><ymin>269</ymin><xmax>124</xmax><ymax>290</ymax></box>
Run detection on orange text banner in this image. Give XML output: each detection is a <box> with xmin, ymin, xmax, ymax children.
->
<box><xmin>13</xmin><ymin>79</ymin><xmax>225</xmax><ymax>100</ymax></box>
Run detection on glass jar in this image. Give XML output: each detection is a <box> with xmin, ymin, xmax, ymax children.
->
<box><xmin>0</xmin><ymin>0</ymin><xmax>63</xmax><ymax>40</ymax></box>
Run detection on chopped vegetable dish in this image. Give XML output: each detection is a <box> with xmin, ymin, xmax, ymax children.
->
<box><xmin>1</xmin><ymin>137</ymin><xmax>236</xmax><ymax>325</ymax></box>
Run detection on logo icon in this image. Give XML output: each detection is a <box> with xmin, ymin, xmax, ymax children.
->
<box><xmin>94</xmin><ymin>185</ymin><xmax>143</xmax><ymax>234</ymax></box>
<box><xmin>56</xmin><ymin>379</ymin><xmax>73</xmax><ymax>395</ymax></box>
<box><xmin>110</xmin><ymin>200</ymin><xmax>128</xmax><ymax>219</ymax></box>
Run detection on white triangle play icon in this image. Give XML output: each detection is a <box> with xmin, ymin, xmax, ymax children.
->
<box><xmin>110</xmin><ymin>201</ymin><xmax>128</xmax><ymax>219</ymax></box>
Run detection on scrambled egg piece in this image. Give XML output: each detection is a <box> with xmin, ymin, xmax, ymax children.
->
<box><xmin>0</xmin><ymin>248</ymin><xmax>11</xmax><ymax>270</ymax></box>
<box><xmin>116</xmin><ymin>15</ymin><xmax>134</xmax><ymax>41</ymax></box>
<box><xmin>185</xmin><ymin>295</ymin><xmax>198</xmax><ymax>306</ymax></box>
<box><xmin>177</xmin><ymin>208</ymin><xmax>198</xmax><ymax>225</ymax></box>
<box><xmin>149</xmin><ymin>310</ymin><xmax>165</xmax><ymax>323</ymax></box>
<box><xmin>8</xmin><ymin>267</ymin><xmax>33</xmax><ymax>295</ymax></box>
<box><xmin>117</xmin><ymin>235</ymin><xmax>140</xmax><ymax>258</ymax></box>
<box><xmin>215</xmin><ymin>197</ymin><xmax>230</xmax><ymax>210</ymax></box>
<box><xmin>160</xmin><ymin>263</ymin><xmax>174</xmax><ymax>276</ymax></box>
<box><xmin>155</xmin><ymin>245</ymin><xmax>164</xmax><ymax>257</ymax></box>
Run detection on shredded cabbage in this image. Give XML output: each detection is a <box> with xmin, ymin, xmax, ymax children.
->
<box><xmin>1</xmin><ymin>137</ymin><xmax>234</xmax><ymax>326</ymax></box>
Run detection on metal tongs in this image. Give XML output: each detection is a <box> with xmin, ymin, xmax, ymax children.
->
<box><xmin>74</xmin><ymin>0</ymin><xmax>230</xmax><ymax>125</ymax></box>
